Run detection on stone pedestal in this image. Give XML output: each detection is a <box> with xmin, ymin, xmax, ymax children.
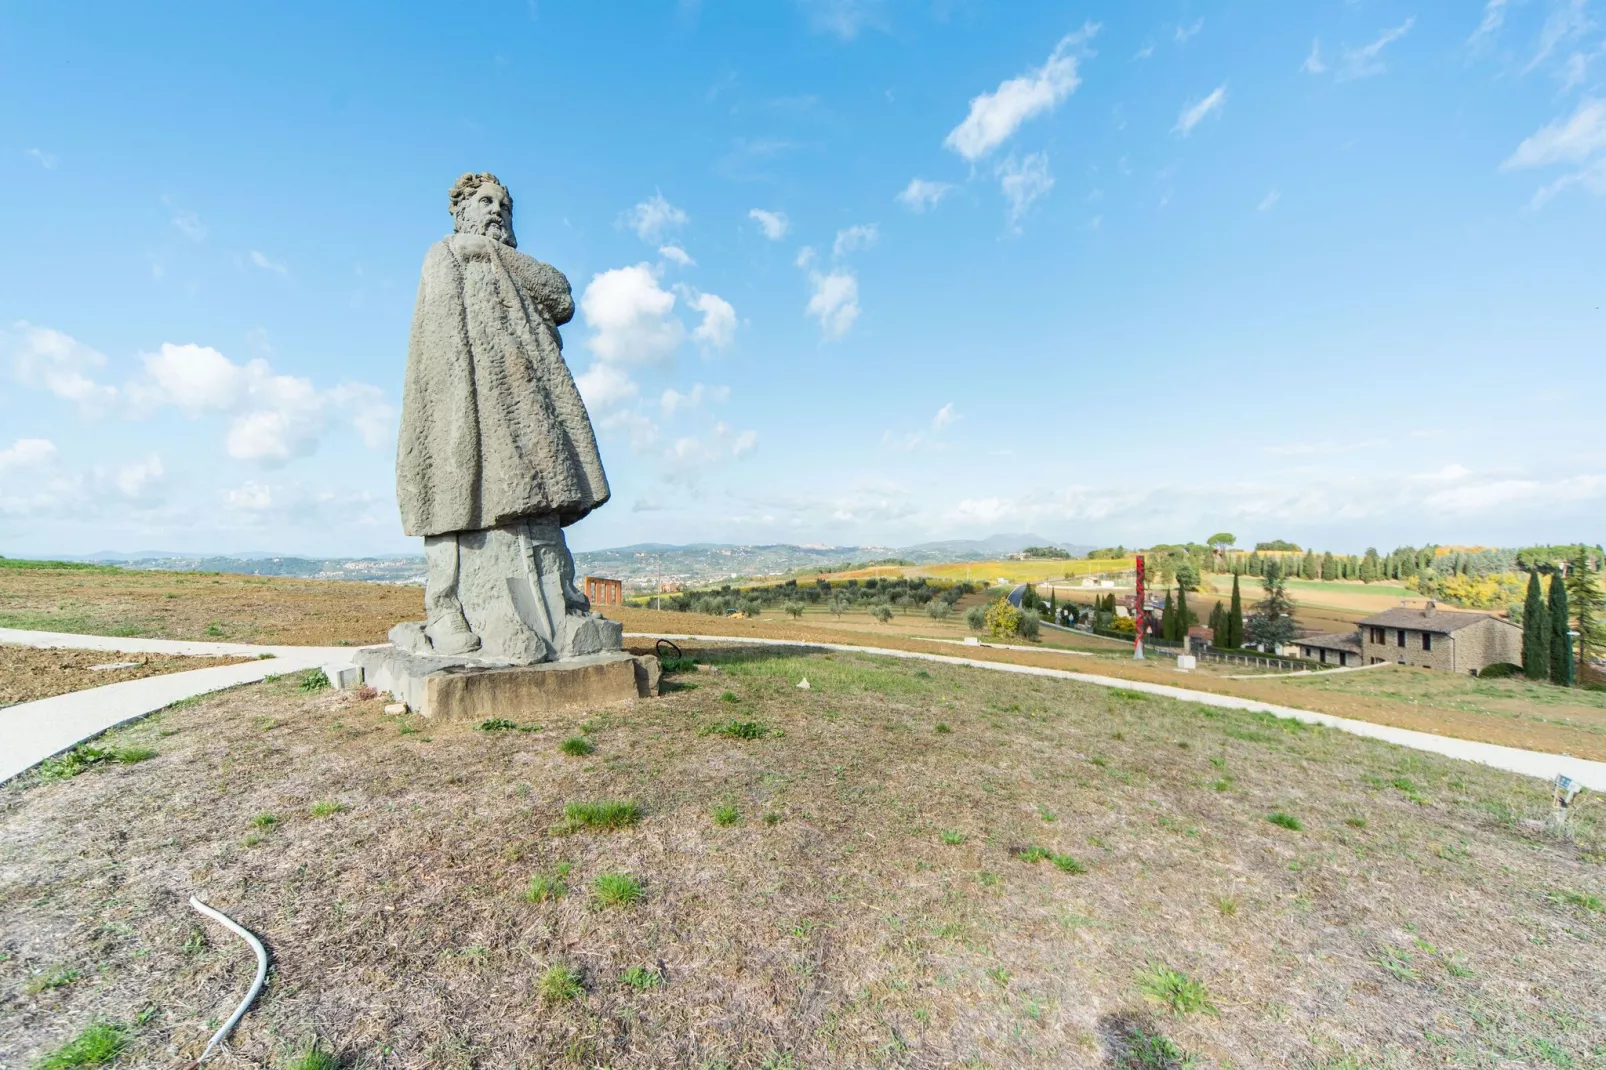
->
<box><xmin>355</xmin><ymin>644</ymin><xmax>658</xmax><ymax>720</ymax></box>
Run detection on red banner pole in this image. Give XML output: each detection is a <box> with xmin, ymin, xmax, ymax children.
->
<box><xmin>1134</xmin><ymin>554</ymin><xmax>1146</xmax><ymax>660</ymax></box>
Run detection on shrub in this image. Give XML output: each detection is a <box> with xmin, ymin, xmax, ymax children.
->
<box><xmin>784</xmin><ymin>602</ymin><xmax>805</xmax><ymax>619</ymax></box>
<box><xmin>1016</xmin><ymin>610</ymin><xmax>1040</xmax><ymax>641</ymax></box>
<box><xmin>984</xmin><ymin>598</ymin><xmax>1021</xmax><ymax>638</ymax></box>
<box><xmin>868</xmin><ymin>604</ymin><xmax>894</xmax><ymax>624</ymax></box>
<box><xmin>926</xmin><ymin>600</ymin><xmax>953</xmax><ymax>620</ymax></box>
<box><xmin>964</xmin><ymin>605</ymin><xmax>987</xmax><ymax>630</ymax></box>
<box><xmin>1477</xmin><ymin>662</ymin><xmax>1523</xmax><ymax>679</ymax></box>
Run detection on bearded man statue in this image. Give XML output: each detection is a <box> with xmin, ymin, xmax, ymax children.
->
<box><xmin>392</xmin><ymin>172</ymin><xmax>621</xmax><ymax>663</ymax></box>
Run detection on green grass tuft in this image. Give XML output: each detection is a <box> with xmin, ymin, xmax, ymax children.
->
<box><xmin>538</xmin><ymin>962</ymin><xmax>584</xmax><ymax>1002</ymax></box>
<box><xmin>559</xmin><ymin>736</ymin><xmax>596</xmax><ymax>756</ymax></box>
<box><xmin>477</xmin><ymin>718</ymin><xmax>519</xmax><ymax>731</ymax></box>
<box><xmin>298</xmin><ymin>668</ymin><xmax>330</xmax><ymax>693</ymax></box>
<box><xmin>524</xmin><ymin>862</ymin><xmax>572</xmax><ymax>903</ymax></box>
<box><xmin>593</xmin><ymin>872</ymin><xmax>644</xmax><ymax>907</ymax></box>
<box><xmin>283</xmin><ymin>1041</ymin><xmax>341</xmax><ymax>1070</ymax></box>
<box><xmin>1550</xmin><ymin>889</ymin><xmax>1604</xmax><ymax>913</ymax></box>
<box><xmin>35</xmin><ymin>1020</ymin><xmax>128</xmax><ymax>1068</ymax></box>
<box><xmin>703</xmin><ymin>719</ymin><xmax>769</xmax><ymax>740</ymax></box>
<box><xmin>934</xmin><ymin>722</ymin><xmax>952</xmax><ymax>734</ymax></box>
<box><xmin>37</xmin><ymin>744</ymin><xmax>157</xmax><ymax>781</ymax></box>
<box><xmin>620</xmin><ymin>965</ymin><xmax>663</xmax><ymax>990</ymax></box>
<box><xmin>25</xmin><ymin>965</ymin><xmax>82</xmax><ymax>994</ymax></box>
<box><xmin>1266</xmin><ymin>811</ymin><xmax>1303</xmax><ymax>831</ymax></box>
<box><xmin>658</xmin><ymin>655</ymin><xmax>698</xmax><ymax>673</ymax></box>
<box><xmin>712</xmin><ymin>805</ymin><xmax>741</xmax><ymax>827</ymax></box>
<box><xmin>251</xmin><ymin>812</ymin><xmax>279</xmax><ymax>829</ymax></box>
<box><xmin>720</xmin><ymin>689</ymin><xmax>740</xmax><ymax>703</ymax></box>
<box><xmin>939</xmin><ymin>829</ymin><xmax>966</xmax><ymax>845</ymax></box>
<box><xmin>556</xmin><ymin>800</ymin><xmax>640</xmax><ymax>833</ymax></box>
<box><xmin>308</xmin><ymin>800</ymin><xmax>348</xmax><ymax>818</ymax></box>
<box><xmin>1345</xmin><ymin>815</ymin><xmax>1368</xmax><ymax>828</ymax></box>
<box><xmin>1136</xmin><ymin>963</ymin><xmax>1218</xmax><ymax>1017</ymax></box>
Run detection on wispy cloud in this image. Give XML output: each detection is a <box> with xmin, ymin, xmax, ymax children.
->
<box><xmin>1257</xmin><ymin>188</ymin><xmax>1281</xmax><ymax>211</ymax></box>
<box><xmin>1502</xmin><ymin>97</ymin><xmax>1606</xmax><ymax>206</ymax></box>
<box><xmin>658</xmin><ymin>244</ymin><xmax>696</xmax><ymax>267</ymax></box>
<box><xmin>943</xmin><ymin>22</ymin><xmax>1099</xmax><ymax>162</ymax></box>
<box><xmin>1526</xmin><ymin>0</ymin><xmax>1594</xmax><ymax>74</ymax></box>
<box><xmin>249</xmin><ymin>250</ymin><xmax>288</xmax><ymax>276</ymax></box>
<box><xmin>1173</xmin><ymin>85</ymin><xmax>1227</xmax><ymax>136</ymax></box>
<box><xmin>896</xmin><ymin>178</ymin><xmax>954</xmax><ymax>213</ymax></box>
<box><xmin>1338</xmin><ymin>18</ymin><xmax>1415</xmax><ymax>80</ymax></box>
<box><xmin>1301</xmin><ymin>39</ymin><xmax>1327</xmax><ymax>74</ymax></box>
<box><xmin>1468</xmin><ymin>0</ymin><xmax>1511</xmax><ymax>50</ymax></box>
<box><xmin>832</xmin><ymin>223</ymin><xmax>879</xmax><ymax>258</ymax></box>
<box><xmin>171</xmin><ymin>210</ymin><xmax>206</xmax><ymax>242</ymax></box>
<box><xmin>1174</xmin><ymin>17</ymin><xmax>1203</xmax><ymax>44</ymax></box>
<box><xmin>24</xmin><ymin>148</ymin><xmax>57</xmax><ymax>169</ymax></box>
<box><xmin>798</xmin><ymin>0</ymin><xmax>883</xmax><ymax>40</ymax></box>
<box><xmin>997</xmin><ymin>152</ymin><xmax>1054</xmax><ymax>230</ymax></box>
<box><xmin>883</xmin><ymin>402</ymin><xmax>960</xmax><ymax>452</ymax></box>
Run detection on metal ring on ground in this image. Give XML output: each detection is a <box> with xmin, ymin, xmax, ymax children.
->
<box><xmin>655</xmin><ymin>638</ymin><xmax>683</xmax><ymax>661</ymax></box>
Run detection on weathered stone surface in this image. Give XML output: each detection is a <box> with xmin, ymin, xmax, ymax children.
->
<box><xmin>355</xmin><ymin>644</ymin><xmax>658</xmax><ymax>719</ymax></box>
<box><xmin>384</xmin><ymin>172</ymin><xmax>624</xmax><ymax>665</ymax></box>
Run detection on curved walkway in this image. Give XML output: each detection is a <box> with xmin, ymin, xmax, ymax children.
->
<box><xmin>629</xmin><ymin>632</ymin><xmax>1606</xmax><ymax>792</ymax></box>
<box><xmin>0</xmin><ymin>630</ymin><xmax>351</xmax><ymax>785</ymax></box>
<box><xmin>4</xmin><ymin>628</ymin><xmax>1602</xmax><ymax>793</ymax></box>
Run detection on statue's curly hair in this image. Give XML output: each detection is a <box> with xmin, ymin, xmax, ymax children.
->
<box><xmin>448</xmin><ymin>172</ymin><xmax>511</xmax><ymax>215</ymax></box>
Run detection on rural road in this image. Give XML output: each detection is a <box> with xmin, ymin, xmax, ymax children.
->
<box><xmin>3</xmin><ymin>627</ymin><xmax>1603</xmax><ymax>794</ymax></box>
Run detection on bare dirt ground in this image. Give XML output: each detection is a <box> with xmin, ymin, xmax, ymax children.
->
<box><xmin>0</xmin><ymin>644</ymin><xmax>251</xmax><ymax>706</ymax></box>
<box><xmin>3</xmin><ymin>648</ymin><xmax>1602</xmax><ymax>1068</ymax></box>
<box><xmin>0</xmin><ymin>565</ymin><xmax>421</xmax><ymax>646</ymax></box>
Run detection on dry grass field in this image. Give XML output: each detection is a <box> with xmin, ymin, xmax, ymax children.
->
<box><xmin>4</xmin><ymin>647</ymin><xmax>1603</xmax><ymax>1068</ymax></box>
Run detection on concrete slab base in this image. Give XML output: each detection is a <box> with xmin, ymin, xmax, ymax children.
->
<box><xmin>354</xmin><ymin>645</ymin><xmax>659</xmax><ymax>720</ymax></box>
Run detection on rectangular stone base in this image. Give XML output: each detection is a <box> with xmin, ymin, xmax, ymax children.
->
<box><xmin>354</xmin><ymin>645</ymin><xmax>659</xmax><ymax>720</ymax></box>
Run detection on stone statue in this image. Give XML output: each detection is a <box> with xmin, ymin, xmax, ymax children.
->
<box><xmin>391</xmin><ymin>172</ymin><xmax>622</xmax><ymax>663</ymax></box>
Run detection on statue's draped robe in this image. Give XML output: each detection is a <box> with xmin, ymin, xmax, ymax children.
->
<box><xmin>397</xmin><ymin>238</ymin><xmax>609</xmax><ymax>538</ymax></box>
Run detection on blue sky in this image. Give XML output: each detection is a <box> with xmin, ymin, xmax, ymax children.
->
<box><xmin>2</xmin><ymin>1</ymin><xmax>1603</xmax><ymax>558</ymax></box>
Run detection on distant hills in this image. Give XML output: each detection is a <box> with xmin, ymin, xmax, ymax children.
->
<box><xmin>27</xmin><ymin>534</ymin><xmax>1092</xmax><ymax>589</ymax></box>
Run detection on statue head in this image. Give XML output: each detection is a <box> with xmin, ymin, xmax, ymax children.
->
<box><xmin>449</xmin><ymin>172</ymin><xmax>516</xmax><ymax>248</ymax></box>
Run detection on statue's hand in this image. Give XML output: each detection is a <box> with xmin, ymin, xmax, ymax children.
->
<box><xmin>450</xmin><ymin>232</ymin><xmax>495</xmax><ymax>261</ymax></box>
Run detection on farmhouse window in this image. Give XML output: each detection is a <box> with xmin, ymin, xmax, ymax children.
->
<box><xmin>1397</xmin><ymin>629</ymin><xmax>1407</xmax><ymax>648</ymax></box>
<box><xmin>1422</xmin><ymin>632</ymin><xmax>1432</xmax><ymax>652</ymax></box>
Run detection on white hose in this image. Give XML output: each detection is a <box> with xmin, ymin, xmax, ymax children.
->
<box><xmin>188</xmin><ymin>896</ymin><xmax>269</xmax><ymax>1063</ymax></box>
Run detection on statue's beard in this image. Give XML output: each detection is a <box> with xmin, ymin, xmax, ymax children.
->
<box><xmin>456</xmin><ymin>214</ymin><xmax>517</xmax><ymax>249</ymax></box>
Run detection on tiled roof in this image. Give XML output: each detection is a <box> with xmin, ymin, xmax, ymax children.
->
<box><xmin>1298</xmin><ymin>631</ymin><xmax>1363</xmax><ymax>654</ymax></box>
<box><xmin>1358</xmin><ymin>605</ymin><xmax>1515</xmax><ymax>635</ymax></box>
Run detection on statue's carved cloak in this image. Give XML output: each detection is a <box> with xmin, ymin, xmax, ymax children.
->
<box><xmin>397</xmin><ymin>238</ymin><xmax>609</xmax><ymax>538</ymax></box>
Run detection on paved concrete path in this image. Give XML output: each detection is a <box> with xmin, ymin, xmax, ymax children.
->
<box><xmin>629</xmin><ymin>632</ymin><xmax>1606</xmax><ymax>791</ymax></box>
<box><xmin>0</xmin><ymin>631</ymin><xmax>351</xmax><ymax>784</ymax></box>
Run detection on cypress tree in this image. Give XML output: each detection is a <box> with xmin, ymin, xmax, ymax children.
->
<box><xmin>1210</xmin><ymin>601</ymin><xmax>1224</xmax><ymax>641</ymax></box>
<box><xmin>1523</xmin><ymin>571</ymin><xmax>1550</xmax><ymax>680</ymax></box>
<box><xmin>1161</xmin><ymin>591</ymin><xmax>1176</xmax><ymax>641</ymax></box>
<box><xmin>1228</xmin><ymin>574</ymin><xmax>1244</xmax><ymax>648</ymax></box>
<box><xmin>1177</xmin><ymin>585</ymin><xmax>1190</xmax><ymax>640</ymax></box>
<box><xmin>1549</xmin><ymin>571</ymin><xmax>1572</xmax><ymax>685</ymax></box>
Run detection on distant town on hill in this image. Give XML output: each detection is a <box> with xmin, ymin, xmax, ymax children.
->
<box><xmin>48</xmin><ymin>535</ymin><xmax>1091</xmax><ymax>589</ymax></box>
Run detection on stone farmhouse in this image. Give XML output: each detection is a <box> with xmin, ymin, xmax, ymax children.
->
<box><xmin>1298</xmin><ymin>602</ymin><xmax>1522</xmax><ymax>674</ymax></box>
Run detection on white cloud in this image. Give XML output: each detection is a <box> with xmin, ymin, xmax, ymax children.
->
<box><xmin>1258</xmin><ymin>188</ymin><xmax>1281</xmax><ymax>211</ymax></box>
<box><xmin>832</xmin><ymin>223</ymin><xmax>879</xmax><ymax>258</ymax></box>
<box><xmin>225</xmin><ymin>481</ymin><xmax>273</xmax><ymax>511</ymax></box>
<box><xmin>112</xmin><ymin>454</ymin><xmax>164</xmax><ymax>498</ymax></box>
<box><xmin>0</xmin><ymin>438</ymin><xmax>57</xmax><ymax>471</ymax></box>
<box><xmin>1173</xmin><ymin>85</ymin><xmax>1227</xmax><ymax>136</ymax></box>
<box><xmin>132</xmin><ymin>343</ymin><xmax>387</xmax><ymax>463</ymax></box>
<box><xmin>7</xmin><ymin>321</ymin><xmax>118</xmax><ymax>416</ymax></box>
<box><xmin>896</xmin><ymin>178</ymin><xmax>954</xmax><ymax>213</ymax></box>
<box><xmin>932</xmin><ymin>402</ymin><xmax>958</xmax><ymax>431</ymax></box>
<box><xmin>794</xmin><ymin>246</ymin><xmax>817</xmax><ymax>269</ymax></box>
<box><xmin>597</xmin><ymin>408</ymin><xmax>661</xmax><ymax>453</ymax></box>
<box><xmin>884</xmin><ymin>402</ymin><xmax>960</xmax><ymax>452</ymax></box>
<box><xmin>249</xmin><ymin>250</ymin><xmax>288</xmax><ymax>275</ymax></box>
<box><xmin>1503</xmin><ymin>98</ymin><xmax>1606</xmax><ymax>168</ymax></box>
<box><xmin>748</xmin><ymin>209</ymin><xmax>790</xmax><ymax>240</ymax></box>
<box><xmin>943</xmin><ymin>22</ymin><xmax>1099</xmax><ymax>162</ymax></box>
<box><xmin>685</xmin><ymin>291</ymin><xmax>737</xmax><ymax>350</ymax></box>
<box><xmin>1134</xmin><ymin>42</ymin><xmax>1155</xmax><ymax>60</ymax></box>
<box><xmin>1174</xmin><ymin>17</ymin><xmax>1203</xmax><ymax>44</ymax></box>
<box><xmin>1302</xmin><ymin>39</ymin><xmax>1327</xmax><ymax>74</ymax></box>
<box><xmin>661</xmin><ymin>383</ymin><xmax>731</xmax><ymax>416</ymax></box>
<box><xmin>575</xmin><ymin>363</ymin><xmax>639</xmax><ymax>410</ymax></box>
<box><xmin>1338</xmin><ymin>18</ymin><xmax>1415</xmax><ymax>80</ymax></box>
<box><xmin>580</xmin><ymin>263</ymin><xmax>686</xmax><ymax>365</ymax></box>
<box><xmin>805</xmin><ymin>270</ymin><xmax>860</xmax><ymax>340</ymax></box>
<box><xmin>1503</xmin><ymin>98</ymin><xmax>1606</xmax><ymax>206</ymax></box>
<box><xmin>621</xmin><ymin>193</ymin><xmax>688</xmax><ymax>243</ymax></box>
<box><xmin>25</xmin><ymin>148</ymin><xmax>56</xmax><ymax>169</ymax></box>
<box><xmin>1527</xmin><ymin>0</ymin><xmax>1594</xmax><ymax>73</ymax></box>
<box><xmin>171</xmin><ymin>211</ymin><xmax>206</xmax><ymax>242</ymax></box>
<box><xmin>658</xmin><ymin>244</ymin><xmax>695</xmax><ymax>267</ymax></box>
<box><xmin>997</xmin><ymin>152</ymin><xmax>1055</xmax><ymax>228</ymax></box>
